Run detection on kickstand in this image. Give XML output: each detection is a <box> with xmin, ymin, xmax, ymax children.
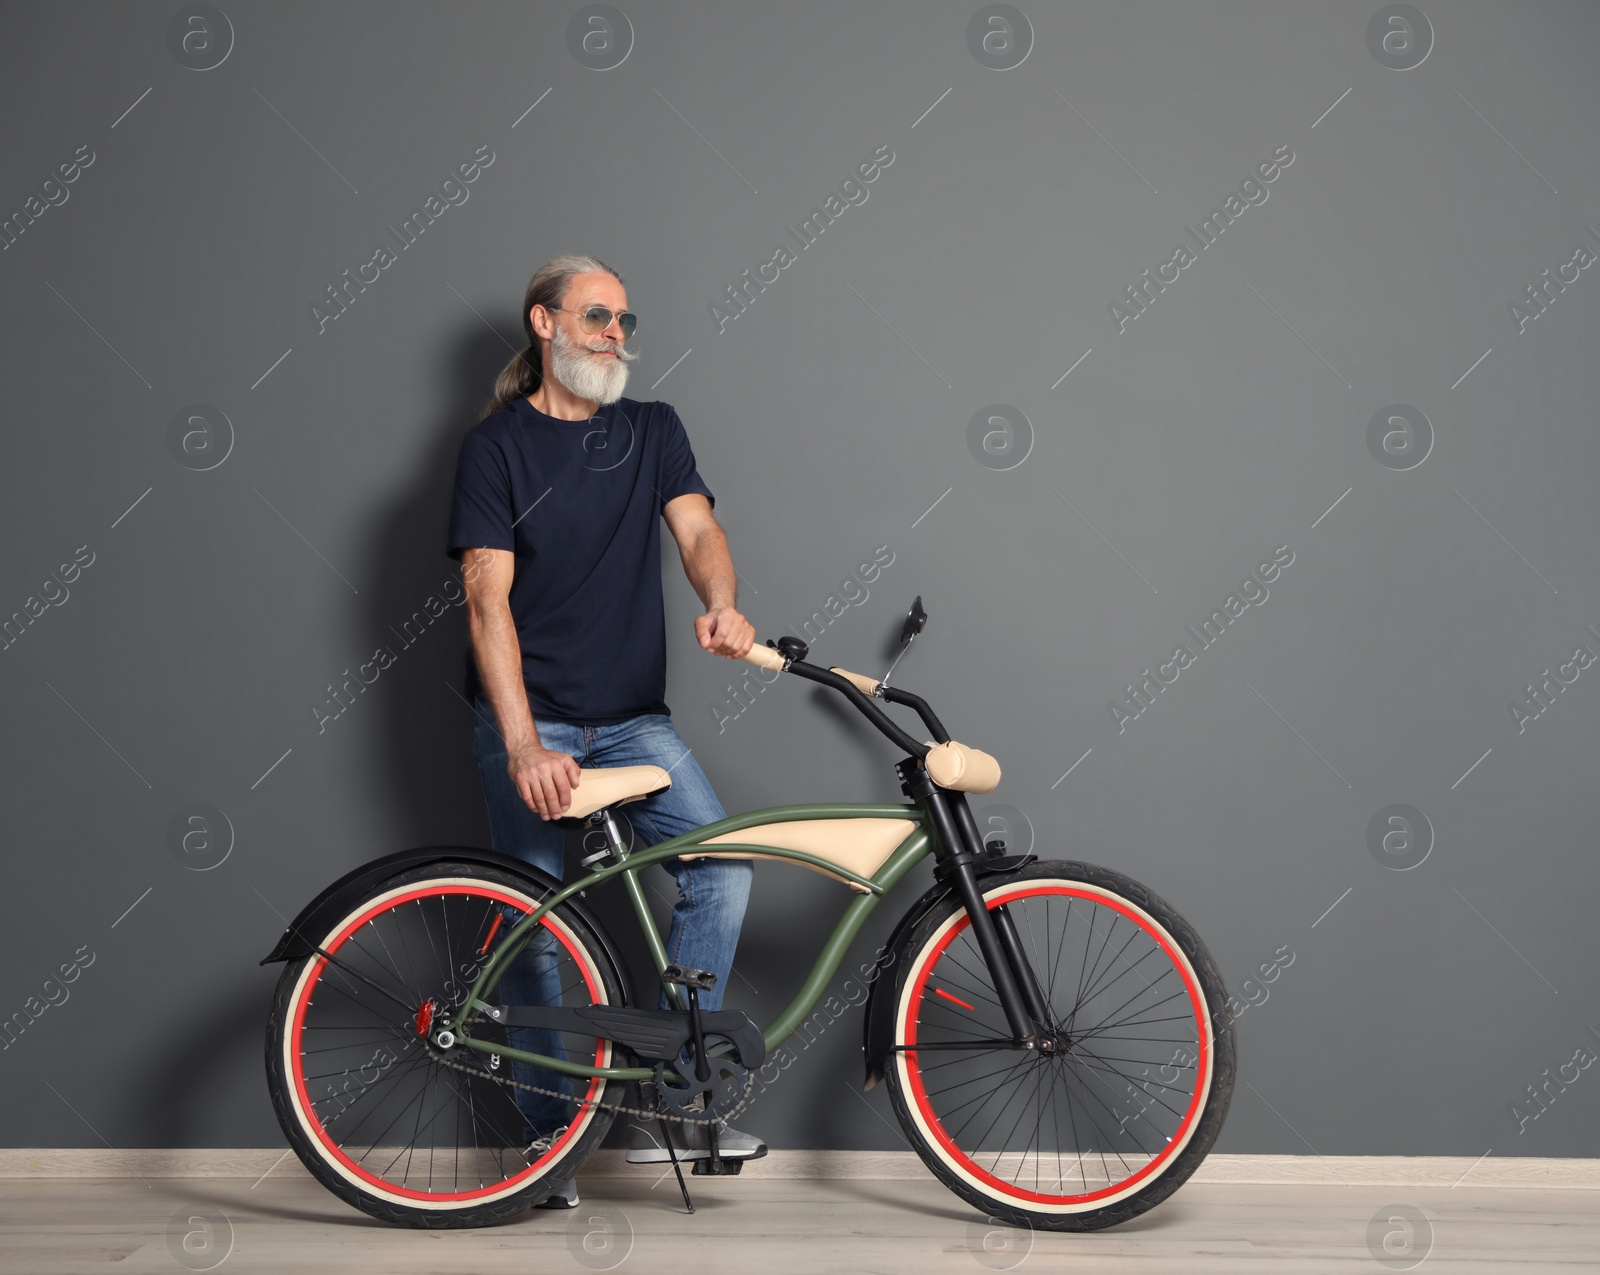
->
<box><xmin>706</xmin><ymin>1120</ymin><xmax>722</xmax><ymax>1176</ymax></box>
<box><xmin>658</xmin><ymin>1117</ymin><xmax>694</xmax><ymax>1214</ymax></box>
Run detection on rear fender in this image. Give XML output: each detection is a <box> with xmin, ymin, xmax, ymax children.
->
<box><xmin>258</xmin><ymin>844</ymin><xmax>631</xmax><ymax>1006</ymax></box>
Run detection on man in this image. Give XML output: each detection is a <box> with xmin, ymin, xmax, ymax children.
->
<box><xmin>447</xmin><ymin>255</ymin><xmax>764</xmax><ymax>1208</ymax></box>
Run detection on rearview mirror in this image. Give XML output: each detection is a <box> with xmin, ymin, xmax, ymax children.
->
<box><xmin>899</xmin><ymin>596</ymin><xmax>928</xmax><ymax>649</ymax></box>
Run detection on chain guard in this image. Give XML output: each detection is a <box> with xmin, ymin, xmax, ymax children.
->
<box><xmin>430</xmin><ymin>1039</ymin><xmax>754</xmax><ymax>1128</ymax></box>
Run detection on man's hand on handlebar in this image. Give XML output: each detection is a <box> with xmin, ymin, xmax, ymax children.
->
<box><xmin>695</xmin><ymin>604</ymin><xmax>755</xmax><ymax>659</ymax></box>
<box><xmin>507</xmin><ymin>742</ymin><xmax>583</xmax><ymax>821</ymax></box>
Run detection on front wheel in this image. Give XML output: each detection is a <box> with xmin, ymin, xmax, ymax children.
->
<box><xmin>884</xmin><ymin>860</ymin><xmax>1235</xmax><ymax>1232</ymax></box>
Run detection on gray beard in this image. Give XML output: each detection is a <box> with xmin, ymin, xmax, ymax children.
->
<box><xmin>549</xmin><ymin>324</ymin><xmax>632</xmax><ymax>405</ymax></box>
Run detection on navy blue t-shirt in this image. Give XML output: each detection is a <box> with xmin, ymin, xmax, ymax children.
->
<box><xmin>445</xmin><ymin>394</ymin><xmax>714</xmax><ymax>723</ymax></box>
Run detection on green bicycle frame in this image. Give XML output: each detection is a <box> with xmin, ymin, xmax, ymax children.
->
<box><xmin>447</xmin><ymin>803</ymin><xmax>937</xmax><ymax>1082</ymax></box>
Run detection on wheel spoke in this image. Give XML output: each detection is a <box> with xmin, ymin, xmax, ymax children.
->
<box><xmin>921</xmin><ymin>1054</ymin><xmax>1048</xmax><ymax>1100</ymax></box>
<box><xmin>1074</xmin><ymin>985</ymin><xmax>1187</xmax><ymax>1044</ymax></box>
<box><xmin>311</xmin><ymin>946</ymin><xmax>422</xmax><ymax>1019</ymax></box>
<box><xmin>940</xmin><ymin>946</ymin><xmax>1010</xmax><ymax>1013</ymax></box>
<box><xmin>1047</xmin><ymin>894</ymin><xmax>1072</xmax><ymax>1009</ymax></box>
<box><xmin>946</xmin><ymin>1058</ymin><xmax>1044</xmax><ymax>1145</ymax></box>
<box><xmin>1068</xmin><ymin>901</ymin><xmax>1100</xmax><ymax>1024</ymax></box>
<box><xmin>1075</xmin><ymin>929</ymin><xmax>1159</xmax><ymax>1009</ymax></box>
<box><xmin>1058</xmin><ymin>1053</ymin><xmax>1151</xmax><ymax>1161</ymax></box>
<box><xmin>316</xmin><ymin>1048</ymin><xmax>432</xmax><ymax>1132</ymax></box>
<box><xmin>318</xmin><ymin>930</ymin><xmax>402</xmax><ymax>1004</ymax></box>
<box><xmin>413</xmin><ymin>899</ymin><xmax>450</xmax><ymax>1004</ymax></box>
<box><xmin>1077</xmin><ymin>909</ymin><xmax>1121</xmax><ymax>1019</ymax></box>
<box><xmin>362</xmin><ymin>919</ymin><xmax>420</xmax><ymax>1006</ymax></box>
<box><xmin>1068</xmin><ymin>1046</ymin><xmax>1192</xmax><ymax>1121</ymax></box>
<box><xmin>1072</xmin><ymin>1001</ymin><xmax>1192</xmax><ymax>1045</ymax></box>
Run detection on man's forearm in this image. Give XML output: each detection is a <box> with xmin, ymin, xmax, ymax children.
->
<box><xmin>683</xmin><ymin>523</ymin><xmax>738</xmax><ymax>611</ymax></box>
<box><xmin>468</xmin><ymin>598</ymin><xmax>540</xmax><ymax>751</ymax></box>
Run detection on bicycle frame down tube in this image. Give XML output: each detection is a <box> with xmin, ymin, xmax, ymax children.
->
<box><xmin>451</xmin><ymin>807</ymin><xmax>931</xmax><ymax>1079</ymax></box>
<box><xmin>762</xmin><ymin>828</ymin><xmax>929</xmax><ymax>1051</ymax></box>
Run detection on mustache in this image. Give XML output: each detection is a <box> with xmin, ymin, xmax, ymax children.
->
<box><xmin>584</xmin><ymin>339</ymin><xmax>639</xmax><ymax>365</ymax></box>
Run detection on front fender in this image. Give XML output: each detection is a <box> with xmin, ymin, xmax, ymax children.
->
<box><xmin>861</xmin><ymin>876</ymin><xmax>955</xmax><ymax>1090</ymax></box>
<box><xmin>258</xmin><ymin>844</ymin><xmax>631</xmax><ymax>1006</ymax></box>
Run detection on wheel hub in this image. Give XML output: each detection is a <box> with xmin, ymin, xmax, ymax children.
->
<box><xmin>1033</xmin><ymin>1025</ymin><xmax>1072</xmax><ymax>1056</ymax></box>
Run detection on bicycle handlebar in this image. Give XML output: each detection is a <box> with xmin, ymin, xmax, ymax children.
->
<box><xmin>828</xmin><ymin>666</ymin><xmax>882</xmax><ymax>696</ymax></box>
<box><xmin>735</xmin><ymin>644</ymin><xmax>876</xmax><ymax>694</ymax></box>
<box><xmin>734</xmin><ymin>638</ymin><xmax>932</xmax><ymax>759</ymax></box>
<box><xmin>728</xmin><ymin>637</ymin><xmax>998</xmax><ymax>790</ymax></box>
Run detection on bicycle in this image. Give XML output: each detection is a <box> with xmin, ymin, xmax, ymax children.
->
<box><xmin>262</xmin><ymin>598</ymin><xmax>1236</xmax><ymax>1231</ymax></box>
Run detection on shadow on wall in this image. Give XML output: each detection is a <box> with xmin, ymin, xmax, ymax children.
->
<box><xmin>150</xmin><ymin>324</ymin><xmax>520</xmax><ymax>1148</ymax></box>
<box><xmin>126</xmin><ymin>974</ymin><xmax>277</xmax><ymax>1147</ymax></box>
<box><xmin>351</xmin><ymin>320</ymin><xmax>513</xmax><ymax>847</ymax></box>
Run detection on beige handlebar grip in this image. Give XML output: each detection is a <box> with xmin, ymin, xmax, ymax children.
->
<box><xmin>828</xmin><ymin>666</ymin><xmax>881</xmax><ymax>696</ymax></box>
<box><xmin>739</xmin><ymin>642</ymin><xmax>786</xmax><ymax>671</ymax></box>
<box><xmin>923</xmin><ymin>741</ymin><xmax>1002</xmax><ymax>794</ymax></box>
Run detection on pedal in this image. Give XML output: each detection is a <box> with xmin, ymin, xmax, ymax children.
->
<box><xmin>661</xmin><ymin>967</ymin><xmax>718</xmax><ymax>1088</ymax></box>
<box><xmin>662</xmin><ymin>965</ymin><xmax>717</xmax><ymax>991</ymax></box>
<box><xmin>692</xmin><ymin>1156</ymin><xmax>743</xmax><ymax>1176</ymax></box>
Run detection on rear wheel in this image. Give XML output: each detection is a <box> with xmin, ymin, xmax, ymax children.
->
<box><xmin>885</xmin><ymin>859</ymin><xmax>1235</xmax><ymax>1231</ymax></box>
<box><xmin>265</xmin><ymin>860</ymin><xmax>626</xmax><ymax>1227</ymax></box>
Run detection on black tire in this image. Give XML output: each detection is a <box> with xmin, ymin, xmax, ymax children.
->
<box><xmin>883</xmin><ymin>859</ymin><xmax>1236</xmax><ymax>1232</ymax></box>
<box><xmin>265</xmin><ymin>859</ymin><xmax>627</xmax><ymax>1228</ymax></box>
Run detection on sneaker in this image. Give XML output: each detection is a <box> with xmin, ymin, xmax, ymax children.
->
<box><xmin>624</xmin><ymin>1119</ymin><xmax>767</xmax><ymax>1164</ymax></box>
<box><xmin>523</xmin><ymin>1123</ymin><xmax>570</xmax><ymax>1160</ymax></box>
<box><xmin>533</xmin><ymin>1178</ymin><xmax>579</xmax><ymax>1209</ymax></box>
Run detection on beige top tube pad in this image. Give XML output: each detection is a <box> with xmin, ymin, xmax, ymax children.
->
<box><xmin>680</xmin><ymin>817</ymin><xmax>916</xmax><ymax>893</ymax></box>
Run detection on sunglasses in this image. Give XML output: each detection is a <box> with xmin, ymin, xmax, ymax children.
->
<box><xmin>548</xmin><ymin>304</ymin><xmax>637</xmax><ymax>340</ymax></box>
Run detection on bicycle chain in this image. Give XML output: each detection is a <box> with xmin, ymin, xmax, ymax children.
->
<box><xmin>429</xmin><ymin>1044</ymin><xmax>756</xmax><ymax>1128</ymax></box>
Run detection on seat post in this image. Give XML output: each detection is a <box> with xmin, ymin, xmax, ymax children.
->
<box><xmin>602</xmin><ymin>810</ymin><xmax>631</xmax><ymax>858</ymax></box>
<box><xmin>578</xmin><ymin>807</ymin><xmax>632</xmax><ymax>869</ymax></box>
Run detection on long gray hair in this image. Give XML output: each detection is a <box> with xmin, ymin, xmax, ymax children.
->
<box><xmin>481</xmin><ymin>254</ymin><xmax>624</xmax><ymax>418</ymax></box>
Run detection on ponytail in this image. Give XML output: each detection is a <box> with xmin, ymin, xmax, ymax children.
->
<box><xmin>484</xmin><ymin>344</ymin><xmax>538</xmax><ymax>418</ymax></box>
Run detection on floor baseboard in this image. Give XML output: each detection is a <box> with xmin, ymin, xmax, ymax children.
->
<box><xmin>0</xmin><ymin>1148</ymin><xmax>1594</xmax><ymax>1188</ymax></box>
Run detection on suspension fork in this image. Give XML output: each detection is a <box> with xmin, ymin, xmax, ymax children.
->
<box><xmin>915</xmin><ymin>781</ymin><xmax>1044</xmax><ymax>1043</ymax></box>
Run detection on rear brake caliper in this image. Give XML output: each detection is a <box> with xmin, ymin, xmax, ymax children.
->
<box><xmin>415</xmin><ymin>997</ymin><xmax>436</xmax><ymax>1038</ymax></box>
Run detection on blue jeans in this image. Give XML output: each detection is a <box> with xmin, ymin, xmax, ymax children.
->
<box><xmin>471</xmin><ymin>694</ymin><xmax>752</xmax><ymax>1141</ymax></box>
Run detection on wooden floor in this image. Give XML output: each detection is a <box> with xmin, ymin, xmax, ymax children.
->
<box><xmin>2</xmin><ymin>1169</ymin><xmax>1596</xmax><ymax>1273</ymax></box>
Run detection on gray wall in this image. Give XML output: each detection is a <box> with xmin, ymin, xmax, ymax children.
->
<box><xmin>2</xmin><ymin>0</ymin><xmax>1597</xmax><ymax>1161</ymax></box>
